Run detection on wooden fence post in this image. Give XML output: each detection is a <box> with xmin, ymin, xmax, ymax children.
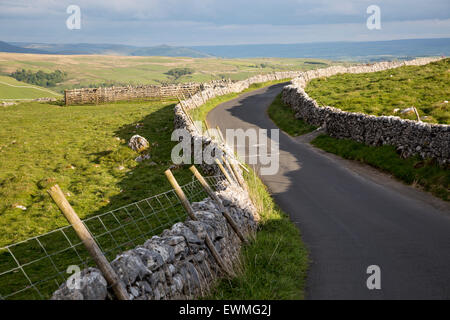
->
<box><xmin>227</xmin><ymin>157</ymin><xmax>247</xmax><ymax>190</ymax></box>
<box><xmin>179</xmin><ymin>103</ymin><xmax>200</xmax><ymax>133</ymax></box>
<box><xmin>214</xmin><ymin>158</ymin><xmax>234</xmax><ymax>185</ymax></box>
<box><xmin>47</xmin><ymin>185</ymin><xmax>129</xmax><ymax>300</ymax></box>
<box><xmin>215</xmin><ymin>125</ymin><xmax>249</xmax><ymax>174</ymax></box>
<box><xmin>189</xmin><ymin>166</ymin><xmax>247</xmax><ymax>243</ymax></box>
<box><xmin>413</xmin><ymin>107</ymin><xmax>422</xmax><ymax>122</ymax></box>
<box><xmin>203</xmin><ymin>120</ymin><xmax>214</xmax><ymax>139</ymax></box>
<box><xmin>164</xmin><ymin>169</ymin><xmax>233</xmax><ymax>276</ymax></box>
<box><xmin>221</xmin><ymin>156</ymin><xmax>239</xmax><ymax>185</ymax></box>
<box><xmin>216</xmin><ymin>126</ymin><xmax>225</xmax><ymax>144</ymax></box>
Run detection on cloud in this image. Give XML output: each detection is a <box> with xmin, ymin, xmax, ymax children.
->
<box><xmin>0</xmin><ymin>0</ymin><xmax>449</xmax><ymax>45</ymax></box>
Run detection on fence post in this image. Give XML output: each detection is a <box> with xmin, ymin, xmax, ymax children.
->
<box><xmin>189</xmin><ymin>166</ymin><xmax>247</xmax><ymax>244</ymax></box>
<box><xmin>164</xmin><ymin>169</ymin><xmax>233</xmax><ymax>276</ymax></box>
<box><xmin>227</xmin><ymin>157</ymin><xmax>247</xmax><ymax>190</ymax></box>
<box><xmin>214</xmin><ymin>158</ymin><xmax>234</xmax><ymax>185</ymax></box>
<box><xmin>179</xmin><ymin>103</ymin><xmax>200</xmax><ymax>133</ymax></box>
<box><xmin>221</xmin><ymin>156</ymin><xmax>239</xmax><ymax>185</ymax></box>
<box><xmin>203</xmin><ymin>120</ymin><xmax>212</xmax><ymax>139</ymax></box>
<box><xmin>215</xmin><ymin>125</ymin><xmax>249</xmax><ymax>174</ymax></box>
<box><xmin>47</xmin><ymin>184</ymin><xmax>130</xmax><ymax>300</ymax></box>
<box><xmin>64</xmin><ymin>90</ymin><xmax>68</xmax><ymax>106</ymax></box>
<box><xmin>216</xmin><ymin>125</ymin><xmax>225</xmax><ymax>144</ymax></box>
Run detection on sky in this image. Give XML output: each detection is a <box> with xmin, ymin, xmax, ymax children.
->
<box><xmin>0</xmin><ymin>0</ymin><xmax>449</xmax><ymax>46</ymax></box>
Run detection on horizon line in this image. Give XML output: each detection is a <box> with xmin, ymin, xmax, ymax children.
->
<box><xmin>6</xmin><ymin>37</ymin><xmax>450</xmax><ymax>49</ymax></box>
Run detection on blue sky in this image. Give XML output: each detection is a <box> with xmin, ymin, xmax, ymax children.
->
<box><xmin>0</xmin><ymin>0</ymin><xmax>449</xmax><ymax>46</ymax></box>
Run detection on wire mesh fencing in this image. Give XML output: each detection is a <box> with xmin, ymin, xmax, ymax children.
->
<box><xmin>0</xmin><ymin>174</ymin><xmax>225</xmax><ymax>300</ymax></box>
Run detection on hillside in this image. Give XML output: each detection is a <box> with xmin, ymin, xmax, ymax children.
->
<box><xmin>9</xmin><ymin>42</ymin><xmax>211</xmax><ymax>57</ymax></box>
<box><xmin>0</xmin><ymin>75</ymin><xmax>61</xmax><ymax>99</ymax></box>
<box><xmin>306</xmin><ymin>58</ymin><xmax>450</xmax><ymax>124</ymax></box>
<box><xmin>6</xmin><ymin>38</ymin><xmax>450</xmax><ymax>60</ymax></box>
<box><xmin>0</xmin><ymin>41</ymin><xmax>48</xmax><ymax>54</ymax></box>
<box><xmin>0</xmin><ymin>52</ymin><xmax>339</xmax><ymax>93</ymax></box>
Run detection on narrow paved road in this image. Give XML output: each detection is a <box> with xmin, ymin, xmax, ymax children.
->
<box><xmin>207</xmin><ymin>83</ymin><xmax>450</xmax><ymax>300</ymax></box>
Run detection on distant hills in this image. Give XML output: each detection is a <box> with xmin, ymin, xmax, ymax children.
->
<box><xmin>0</xmin><ymin>41</ymin><xmax>49</xmax><ymax>54</ymax></box>
<box><xmin>7</xmin><ymin>42</ymin><xmax>211</xmax><ymax>58</ymax></box>
<box><xmin>2</xmin><ymin>38</ymin><xmax>449</xmax><ymax>61</ymax></box>
<box><xmin>191</xmin><ymin>38</ymin><xmax>450</xmax><ymax>61</ymax></box>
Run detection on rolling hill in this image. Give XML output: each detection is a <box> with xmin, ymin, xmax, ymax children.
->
<box><xmin>0</xmin><ymin>75</ymin><xmax>61</xmax><ymax>99</ymax></box>
<box><xmin>8</xmin><ymin>42</ymin><xmax>211</xmax><ymax>57</ymax></box>
<box><xmin>0</xmin><ymin>41</ymin><xmax>48</xmax><ymax>54</ymax></box>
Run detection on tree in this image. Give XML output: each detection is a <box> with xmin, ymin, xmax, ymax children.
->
<box><xmin>10</xmin><ymin>69</ymin><xmax>67</xmax><ymax>87</ymax></box>
<box><xmin>166</xmin><ymin>68</ymin><xmax>194</xmax><ymax>81</ymax></box>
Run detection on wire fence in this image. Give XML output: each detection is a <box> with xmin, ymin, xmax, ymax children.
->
<box><xmin>0</xmin><ymin>174</ymin><xmax>225</xmax><ymax>300</ymax></box>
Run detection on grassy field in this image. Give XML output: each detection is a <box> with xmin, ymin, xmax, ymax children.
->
<box><xmin>0</xmin><ymin>99</ymin><xmax>197</xmax><ymax>247</ymax></box>
<box><xmin>0</xmin><ymin>75</ymin><xmax>61</xmax><ymax>100</ymax></box>
<box><xmin>306</xmin><ymin>58</ymin><xmax>450</xmax><ymax>124</ymax></box>
<box><xmin>0</xmin><ymin>52</ymin><xmax>341</xmax><ymax>93</ymax></box>
<box><xmin>189</xmin><ymin>84</ymin><xmax>309</xmax><ymax>299</ymax></box>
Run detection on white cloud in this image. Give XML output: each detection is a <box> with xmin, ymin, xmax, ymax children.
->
<box><xmin>0</xmin><ymin>0</ymin><xmax>449</xmax><ymax>45</ymax></box>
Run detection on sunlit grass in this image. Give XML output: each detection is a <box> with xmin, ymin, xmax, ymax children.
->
<box><xmin>306</xmin><ymin>58</ymin><xmax>450</xmax><ymax>124</ymax></box>
<box><xmin>0</xmin><ymin>99</ymin><xmax>195</xmax><ymax>247</ymax></box>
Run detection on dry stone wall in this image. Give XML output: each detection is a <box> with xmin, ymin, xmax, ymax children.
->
<box><xmin>65</xmin><ymin>82</ymin><xmax>206</xmax><ymax>105</ymax></box>
<box><xmin>281</xmin><ymin>58</ymin><xmax>449</xmax><ymax>164</ymax></box>
<box><xmin>52</xmin><ymin>183</ymin><xmax>257</xmax><ymax>300</ymax></box>
<box><xmin>65</xmin><ymin>70</ymin><xmax>305</xmax><ymax>106</ymax></box>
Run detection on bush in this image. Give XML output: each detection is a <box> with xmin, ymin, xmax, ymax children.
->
<box><xmin>10</xmin><ymin>69</ymin><xmax>67</xmax><ymax>87</ymax></box>
<box><xmin>166</xmin><ymin>68</ymin><xmax>194</xmax><ymax>80</ymax></box>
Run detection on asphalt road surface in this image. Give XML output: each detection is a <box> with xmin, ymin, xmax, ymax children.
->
<box><xmin>207</xmin><ymin>83</ymin><xmax>450</xmax><ymax>300</ymax></box>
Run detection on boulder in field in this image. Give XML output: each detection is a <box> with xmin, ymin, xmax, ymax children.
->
<box><xmin>128</xmin><ymin>135</ymin><xmax>150</xmax><ymax>152</ymax></box>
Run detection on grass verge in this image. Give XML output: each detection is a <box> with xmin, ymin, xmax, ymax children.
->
<box><xmin>207</xmin><ymin>167</ymin><xmax>308</xmax><ymax>299</ymax></box>
<box><xmin>267</xmin><ymin>93</ymin><xmax>316</xmax><ymax>136</ymax></box>
<box><xmin>311</xmin><ymin>135</ymin><xmax>449</xmax><ymax>201</ymax></box>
